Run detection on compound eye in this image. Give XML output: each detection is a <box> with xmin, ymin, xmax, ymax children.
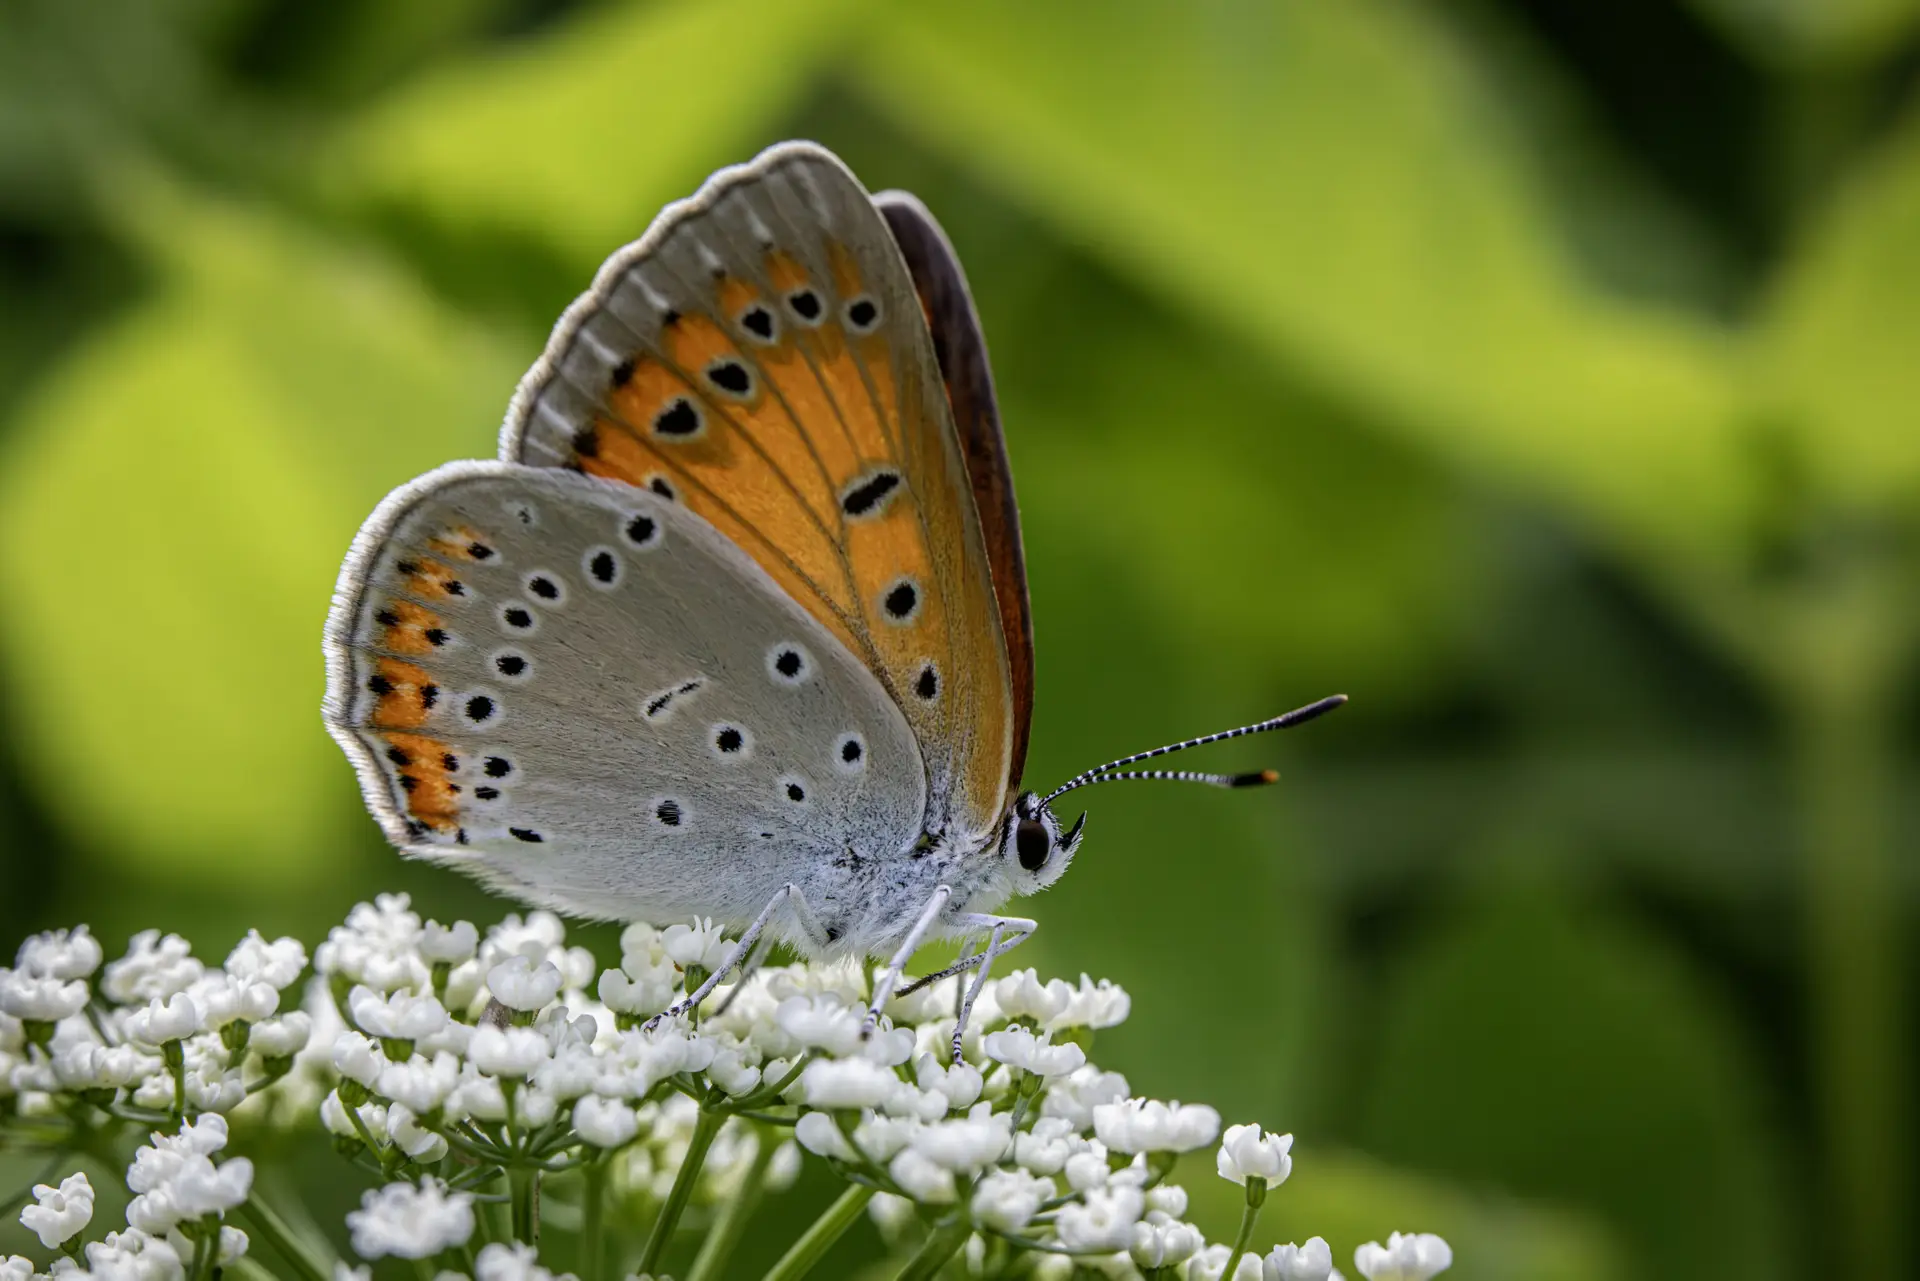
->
<box><xmin>1015</xmin><ymin>819</ymin><xmax>1051</xmax><ymax>872</ymax></box>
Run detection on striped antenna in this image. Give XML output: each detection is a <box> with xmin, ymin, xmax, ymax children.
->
<box><xmin>1040</xmin><ymin>695</ymin><xmax>1347</xmax><ymax>808</ymax></box>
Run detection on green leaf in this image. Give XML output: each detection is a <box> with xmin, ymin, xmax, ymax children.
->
<box><xmin>1758</xmin><ymin>104</ymin><xmax>1920</xmax><ymax>504</ymax></box>
<box><xmin>1358</xmin><ymin>882</ymin><xmax>1790</xmax><ymax>1281</ymax></box>
<box><xmin>0</xmin><ymin>184</ymin><xmax>517</xmax><ymax>883</ymax></box>
<box><xmin>1684</xmin><ymin>0</ymin><xmax>1920</xmax><ymax>68</ymax></box>
<box><xmin>851</xmin><ymin>0</ymin><xmax>1754</xmax><ymax>566</ymax></box>
<box><xmin>321</xmin><ymin>0</ymin><xmax>861</xmax><ymax>268</ymax></box>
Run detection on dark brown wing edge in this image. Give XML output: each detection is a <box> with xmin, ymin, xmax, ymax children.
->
<box><xmin>874</xmin><ymin>190</ymin><xmax>1035</xmax><ymax>792</ymax></box>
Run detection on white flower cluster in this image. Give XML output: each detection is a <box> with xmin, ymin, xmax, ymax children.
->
<box><xmin>0</xmin><ymin>898</ymin><xmax>1453</xmax><ymax>1281</ymax></box>
<box><xmin>3</xmin><ymin>1117</ymin><xmax>252</xmax><ymax>1279</ymax></box>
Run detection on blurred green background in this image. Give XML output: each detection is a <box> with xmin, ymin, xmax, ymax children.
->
<box><xmin>3</xmin><ymin>0</ymin><xmax>1918</xmax><ymax>1276</ymax></box>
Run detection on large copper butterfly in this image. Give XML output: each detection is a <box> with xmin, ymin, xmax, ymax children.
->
<box><xmin>322</xmin><ymin>142</ymin><xmax>1342</xmax><ymax>1047</ymax></box>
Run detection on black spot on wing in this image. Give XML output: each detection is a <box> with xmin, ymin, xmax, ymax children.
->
<box><xmin>840</xmin><ymin>470</ymin><xmax>902</xmax><ymax>519</ymax></box>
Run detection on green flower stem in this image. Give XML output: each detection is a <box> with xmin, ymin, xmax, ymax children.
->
<box><xmin>509</xmin><ymin>1165</ymin><xmax>540</xmax><ymax>1246</ymax></box>
<box><xmin>228</xmin><ymin>1257</ymin><xmax>278</xmax><ymax>1281</ymax></box>
<box><xmin>581</xmin><ymin>1159</ymin><xmax>607</xmax><ymax>1281</ymax></box>
<box><xmin>236</xmin><ymin>1195</ymin><xmax>335</xmax><ymax>1281</ymax></box>
<box><xmin>187</xmin><ymin>1225</ymin><xmax>214</xmax><ymax>1281</ymax></box>
<box><xmin>1790</xmin><ymin>678</ymin><xmax>1905</xmax><ymax>1281</ymax></box>
<box><xmin>894</xmin><ymin>1215</ymin><xmax>971</xmax><ymax>1281</ymax></box>
<box><xmin>1220</xmin><ymin>1176</ymin><xmax>1267</xmax><ymax>1280</ymax></box>
<box><xmin>638</xmin><ymin>1106</ymin><xmax>725</xmax><ymax>1275</ymax></box>
<box><xmin>760</xmin><ymin>1183</ymin><xmax>875</xmax><ymax>1281</ymax></box>
<box><xmin>687</xmin><ymin>1122</ymin><xmax>777</xmax><ymax>1281</ymax></box>
<box><xmin>162</xmin><ymin>1040</ymin><xmax>187</xmax><ymax>1129</ymax></box>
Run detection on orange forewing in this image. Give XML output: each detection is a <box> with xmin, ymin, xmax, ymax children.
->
<box><xmin>506</xmin><ymin>145</ymin><xmax>1018</xmax><ymax>834</ymax></box>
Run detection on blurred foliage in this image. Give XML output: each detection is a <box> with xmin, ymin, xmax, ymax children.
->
<box><xmin>3</xmin><ymin>0</ymin><xmax>1919</xmax><ymax>1276</ymax></box>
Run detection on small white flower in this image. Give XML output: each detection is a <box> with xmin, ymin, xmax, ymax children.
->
<box><xmin>81</xmin><ymin>1228</ymin><xmax>183</xmax><ymax>1281</ymax></box>
<box><xmin>345</xmin><ymin>1179</ymin><xmax>475</xmax><ymax>1260</ymax></box>
<box><xmin>1132</xmin><ymin>1219</ymin><xmax>1204</xmax><ymax>1269</ymax></box>
<box><xmin>598</xmin><ymin>1025</ymin><xmax>712</xmax><ymax>1097</ymax></box>
<box><xmin>1093</xmin><ymin>1098</ymin><xmax>1222</xmax><ymax>1154</ymax></box>
<box><xmin>707</xmin><ymin>1043</ymin><xmax>761</xmax><ymax>1095</ymax></box>
<box><xmin>1048</xmin><ymin>974</ymin><xmax>1131</xmax><ymax>1031</ymax></box>
<box><xmin>216</xmin><ymin>1225</ymin><xmax>249</xmax><ymax>1264</ymax></box>
<box><xmin>982</xmin><ymin>1026</ymin><xmax>1085</xmax><ymax>1077</ymax></box>
<box><xmin>248</xmin><ymin>1011</ymin><xmax>312</xmax><ymax>1059</ymax></box>
<box><xmin>907</xmin><ymin>1103</ymin><xmax>1011</xmax><ymax>1172</ymax></box>
<box><xmin>775</xmin><ymin>995</ymin><xmax>864</xmax><ymax>1056</ymax></box>
<box><xmin>596</xmin><ymin>965</ymin><xmax>675</xmax><ymax>1017</ymax></box>
<box><xmin>378</xmin><ymin>1052</ymin><xmax>461</xmax><ymax>1115</ymax></box>
<box><xmin>0</xmin><ymin>1257</ymin><xmax>31</xmax><ymax>1281</ymax></box>
<box><xmin>794</xmin><ymin>1111</ymin><xmax>856</xmax><ymax>1161</ymax></box>
<box><xmin>532</xmin><ymin>1044</ymin><xmax>600</xmax><ymax>1101</ymax></box>
<box><xmin>573</xmin><ymin>1095</ymin><xmax>638</xmax><ymax>1147</ymax></box>
<box><xmin>419</xmin><ymin>920</ymin><xmax>478</xmax><ymax>964</ymax></box>
<box><xmin>1012</xmin><ymin>1116</ymin><xmax>1087</xmax><ymax>1175</ymax></box>
<box><xmin>1054</xmin><ymin>1185</ymin><xmax>1145</xmax><ymax>1252</ymax></box>
<box><xmin>888</xmin><ymin>1148</ymin><xmax>957</xmax><ymax>1204</ymax></box>
<box><xmin>193</xmin><ymin>975</ymin><xmax>279</xmax><ymax>1030</ymax></box>
<box><xmin>468</xmin><ymin>1025</ymin><xmax>551</xmax><ymax>1078</ymax></box>
<box><xmin>851</xmin><ymin>1112</ymin><xmax>918</xmax><ymax>1162</ymax></box>
<box><xmin>102</xmin><ymin>931</ymin><xmax>205</xmax><ymax>1004</ymax></box>
<box><xmin>330</xmin><ymin>1032</ymin><xmax>390</xmax><ymax>1088</ymax></box>
<box><xmin>798</xmin><ymin>1056</ymin><xmax>899</xmax><ymax>1110</ymax></box>
<box><xmin>1147</xmin><ymin>1184</ymin><xmax>1189</xmax><ymax>1221</ymax></box>
<box><xmin>17</xmin><ymin>927</ymin><xmax>103</xmax><ymax>981</ymax></box>
<box><xmin>1266</xmin><ymin>1237</ymin><xmax>1334</xmax><ymax>1280</ymax></box>
<box><xmin>223</xmin><ymin>931</ymin><xmax>306</xmax><ymax>990</ymax></box>
<box><xmin>0</xmin><ymin>970</ymin><xmax>88</xmax><ymax>1024</ymax></box>
<box><xmin>1189</xmin><ymin>1244</ymin><xmax>1267</xmax><ymax>1280</ymax></box>
<box><xmin>992</xmin><ymin>969</ymin><xmax>1069</xmax><ymax>1024</ymax></box>
<box><xmin>517</xmin><ymin>1083</ymin><xmax>559</xmax><ymax>1128</ymax></box>
<box><xmin>913</xmin><ymin>1053</ymin><xmax>983</xmax><ymax>1110</ymax></box>
<box><xmin>125</xmin><ymin>994</ymin><xmax>201</xmax><ymax>1046</ymax></box>
<box><xmin>474</xmin><ymin>1240</ymin><xmax>570</xmax><ymax>1281</ymax></box>
<box><xmin>860</xmin><ymin>1024</ymin><xmax>916</xmax><ymax>1068</ymax></box>
<box><xmin>182</xmin><ymin>1061</ymin><xmax>247</xmax><ymax>1112</ymax></box>
<box><xmin>970</xmin><ymin>1169</ymin><xmax>1054</xmax><ymax>1232</ymax></box>
<box><xmin>52</xmin><ymin>1041</ymin><xmax>160</xmax><ymax>1091</ymax></box>
<box><xmin>867</xmin><ymin>1191</ymin><xmax>916</xmax><ymax>1238</ymax></box>
<box><xmin>349</xmin><ymin>986</ymin><xmax>449</xmax><ymax>1042</ymax></box>
<box><xmin>1041</xmin><ymin>1066</ymin><xmax>1131</xmax><ymax>1128</ymax></box>
<box><xmin>1064</xmin><ymin>1148</ymin><xmax>1114</xmax><ymax>1193</ymax></box>
<box><xmin>617</xmin><ymin>921</ymin><xmax>665</xmax><ymax>965</ymax></box>
<box><xmin>1216</xmin><ymin>1124</ymin><xmax>1293</xmax><ymax>1186</ymax></box>
<box><xmin>387</xmin><ymin>1105</ymin><xmax>449</xmax><ymax>1161</ymax></box>
<box><xmin>661</xmin><ymin>919</ymin><xmax>734</xmax><ymax>972</ymax></box>
<box><xmin>129</xmin><ymin>1112</ymin><xmax>231</xmax><ymax>1183</ymax></box>
<box><xmin>487</xmin><ymin>957</ymin><xmax>562</xmax><ymax>1012</ymax></box>
<box><xmin>19</xmin><ymin>1172</ymin><xmax>93</xmax><ymax>1248</ymax></box>
<box><xmin>169</xmin><ymin>1154</ymin><xmax>253</xmax><ymax>1217</ymax></box>
<box><xmin>323</xmin><ymin>1090</ymin><xmax>385</xmax><ymax>1141</ymax></box>
<box><xmin>1353</xmin><ymin>1232</ymin><xmax>1451</xmax><ymax>1281</ymax></box>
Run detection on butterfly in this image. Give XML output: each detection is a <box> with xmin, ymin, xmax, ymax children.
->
<box><xmin>322</xmin><ymin>141</ymin><xmax>1343</xmax><ymax>1050</ymax></box>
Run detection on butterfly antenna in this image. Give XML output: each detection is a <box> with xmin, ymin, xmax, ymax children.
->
<box><xmin>1040</xmin><ymin>694</ymin><xmax>1347</xmax><ymax>808</ymax></box>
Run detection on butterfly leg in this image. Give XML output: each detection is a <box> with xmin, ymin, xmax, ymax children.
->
<box><xmin>949</xmin><ymin>913</ymin><xmax>1037</xmax><ymax>1062</ymax></box>
<box><xmin>645</xmin><ymin>883</ymin><xmax>830</xmax><ymax>1031</ymax></box>
<box><xmin>862</xmin><ymin>884</ymin><xmax>953</xmax><ymax>1038</ymax></box>
<box><xmin>712</xmin><ymin>928</ymin><xmax>780</xmax><ymax>1018</ymax></box>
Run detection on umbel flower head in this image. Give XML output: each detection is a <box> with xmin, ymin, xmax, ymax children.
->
<box><xmin>0</xmin><ymin>895</ymin><xmax>1454</xmax><ymax>1280</ymax></box>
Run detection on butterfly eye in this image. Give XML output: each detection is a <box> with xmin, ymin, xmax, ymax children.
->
<box><xmin>1015</xmin><ymin>820</ymin><xmax>1051</xmax><ymax>872</ymax></box>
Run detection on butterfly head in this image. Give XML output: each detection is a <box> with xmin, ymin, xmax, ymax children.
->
<box><xmin>999</xmin><ymin>695</ymin><xmax>1351</xmax><ymax>891</ymax></box>
<box><xmin>998</xmin><ymin>790</ymin><xmax>1086</xmax><ymax>890</ymax></box>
